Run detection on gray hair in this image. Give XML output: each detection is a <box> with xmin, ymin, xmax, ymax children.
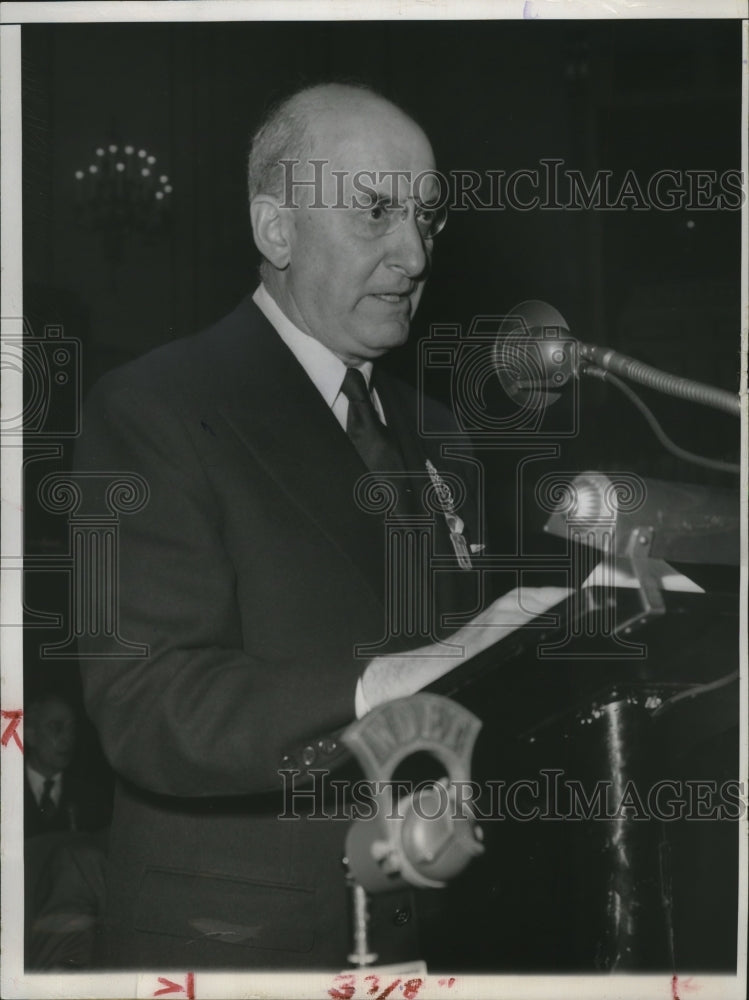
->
<box><xmin>247</xmin><ymin>81</ymin><xmax>387</xmax><ymax>205</ymax></box>
<box><xmin>248</xmin><ymin>96</ymin><xmax>311</xmax><ymax>204</ymax></box>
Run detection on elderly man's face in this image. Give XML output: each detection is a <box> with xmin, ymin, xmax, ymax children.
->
<box><xmin>280</xmin><ymin>104</ymin><xmax>437</xmax><ymax>364</ymax></box>
<box><xmin>26</xmin><ymin>699</ymin><xmax>76</xmax><ymax>776</ymax></box>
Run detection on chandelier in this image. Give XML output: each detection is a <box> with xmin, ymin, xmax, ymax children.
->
<box><xmin>74</xmin><ymin>143</ymin><xmax>172</xmax><ymax>264</ymax></box>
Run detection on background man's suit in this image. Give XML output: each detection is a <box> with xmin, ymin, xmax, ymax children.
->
<box><xmin>24</xmin><ymin>770</ymin><xmax>109</xmax><ymax>839</ymax></box>
<box><xmin>75</xmin><ymin>293</ymin><xmax>480</xmax><ymax>968</ymax></box>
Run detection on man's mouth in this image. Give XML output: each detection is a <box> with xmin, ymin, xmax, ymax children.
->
<box><xmin>371</xmin><ymin>292</ymin><xmax>411</xmax><ymax>304</ymax></box>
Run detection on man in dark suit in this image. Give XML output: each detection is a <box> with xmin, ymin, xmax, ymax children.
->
<box><xmin>75</xmin><ymin>82</ymin><xmax>566</xmax><ymax>969</ymax></box>
<box><xmin>24</xmin><ymin>694</ymin><xmax>109</xmax><ymax>838</ymax></box>
<box><xmin>24</xmin><ymin>694</ymin><xmax>111</xmax><ymax>971</ymax></box>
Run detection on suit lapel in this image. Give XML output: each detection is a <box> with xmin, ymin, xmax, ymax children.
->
<box><xmin>375</xmin><ymin>374</ymin><xmax>429</xmax><ymax>481</ymax></box>
<box><xmin>376</xmin><ymin>371</ymin><xmax>481</xmax><ymax>624</ymax></box>
<box><xmin>377</xmin><ymin>372</ymin><xmax>479</xmax><ymax>542</ymax></box>
<box><xmin>216</xmin><ymin>299</ymin><xmax>387</xmax><ymax>605</ymax></box>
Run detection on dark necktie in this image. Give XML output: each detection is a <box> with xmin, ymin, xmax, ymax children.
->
<box><xmin>340</xmin><ymin>367</ymin><xmax>406</xmax><ymax>474</ymax></box>
<box><xmin>39</xmin><ymin>777</ymin><xmax>56</xmax><ymax>821</ymax></box>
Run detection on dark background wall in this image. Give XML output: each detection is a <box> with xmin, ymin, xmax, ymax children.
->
<box><xmin>23</xmin><ymin>19</ymin><xmax>742</xmax><ymax>393</ymax></box>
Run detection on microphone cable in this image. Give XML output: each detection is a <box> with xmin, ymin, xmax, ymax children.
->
<box><xmin>579</xmin><ymin>344</ymin><xmax>740</xmax><ymax>417</ymax></box>
<box><xmin>585</xmin><ymin>366</ymin><xmax>741</xmax><ymax>476</ymax></box>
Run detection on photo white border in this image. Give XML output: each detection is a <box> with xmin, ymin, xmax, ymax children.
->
<box><xmin>2</xmin><ymin>2</ymin><xmax>747</xmax><ymax>998</ymax></box>
<box><xmin>0</xmin><ymin>0</ymin><xmax>747</xmax><ymax>23</ymax></box>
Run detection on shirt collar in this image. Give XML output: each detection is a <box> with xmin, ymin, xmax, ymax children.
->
<box><xmin>252</xmin><ymin>284</ymin><xmax>373</xmax><ymax>406</ymax></box>
<box><xmin>26</xmin><ymin>764</ymin><xmax>62</xmax><ymax>796</ymax></box>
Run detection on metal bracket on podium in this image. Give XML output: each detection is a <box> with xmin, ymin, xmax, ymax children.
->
<box><xmin>616</xmin><ymin>525</ymin><xmax>666</xmax><ymax>637</ymax></box>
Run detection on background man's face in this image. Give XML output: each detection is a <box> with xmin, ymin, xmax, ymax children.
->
<box><xmin>281</xmin><ymin>105</ymin><xmax>436</xmax><ymax>364</ymax></box>
<box><xmin>26</xmin><ymin>699</ymin><xmax>76</xmax><ymax>775</ymax></box>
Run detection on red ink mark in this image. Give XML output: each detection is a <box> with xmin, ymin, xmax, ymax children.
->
<box><xmin>402</xmin><ymin>979</ymin><xmax>423</xmax><ymax>1000</ymax></box>
<box><xmin>153</xmin><ymin>973</ymin><xmax>195</xmax><ymax>998</ymax></box>
<box><xmin>438</xmin><ymin>979</ymin><xmax>456</xmax><ymax>989</ymax></box>
<box><xmin>364</xmin><ymin>974</ymin><xmax>381</xmax><ymax>996</ymax></box>
<box><xmin>672</xmin><ymin>975</ymin><xmax>700</xmax><ymax>1000</ymax></box>
<box><xmin>1</xmin><ymin>710</ymin><xmax>24</xmax><ymax>753</ymax></box>
<box><xmin>375</xmin><ymin>980</ymin><xmax>401</xmax><ymax>1000</ymax></box>
<box><xmin>329</xmin><ymin>973</ymin><xmax>356</xmax><ymax>1000</ymax></box>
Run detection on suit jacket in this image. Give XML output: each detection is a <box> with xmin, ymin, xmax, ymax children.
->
<box><xmin>74</xmin><ymin>294</ymin><xmax>481</xmax><ymax>969</ymax></box>
<box><xmin>25</xmin><ymin>830</ymin><xmax>109</xmax><ymax>971</ymax></box>
<box><xmin>24</xmin><ymin>770</ymin><xmax>111</xmax><ymax>839</ymax></box>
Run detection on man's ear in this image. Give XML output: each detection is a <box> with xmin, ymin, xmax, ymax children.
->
<box><xmin>250</xmin><ymin>196</ymin><xmax>293</xmax><ymax>269</ymax></box>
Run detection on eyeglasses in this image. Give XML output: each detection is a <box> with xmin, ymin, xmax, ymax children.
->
<box><xmin>352</xmin><ymin>196</ymin><xmax>448</xmax><ymax>241</ymax></box>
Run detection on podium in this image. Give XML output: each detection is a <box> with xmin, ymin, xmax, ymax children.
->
<box><xmin>316</xmin><ymin>474</ymin><xmax>740</xmax><ymax>973</ymax></box>
<box><xmin>418</xmin><ymin>498</ymin><xmax>740</xmax><ymax>973</ymax></box>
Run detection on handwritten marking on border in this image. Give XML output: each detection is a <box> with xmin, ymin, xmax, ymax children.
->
<box><xmin>329</xmin><ymin>975</ymin><xmax>455</xmax><ymax>999</ymax></box>
<box><xmin>1</xmin><ymin>709</ymin><xmax>23</xmax><ymax>753</ymax></box>
<box><xmin>153</xmin><ymin>973</ymin><xmax>195</xmax><ymax>998</ymax></box>
<box><xmin>672</xmin><ymin>975</ymin><xmax>700</xmax><ymax>1000</ymax></box>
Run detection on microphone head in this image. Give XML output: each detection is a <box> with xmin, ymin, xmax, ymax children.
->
<box><xmin>493</xmin><ymin>299</ymin><xmax>578</xmax><ymax>407</ymax></box>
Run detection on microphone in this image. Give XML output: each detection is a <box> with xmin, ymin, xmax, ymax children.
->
<box><xmin>492</xmin><ymin>299</ymin><xmax>578</xmax><ymax>408</ymax></box>
<box><xmin>494</xmin><ymin>299</ymin><xmax>739</xmax><ymax>417</ymax></box>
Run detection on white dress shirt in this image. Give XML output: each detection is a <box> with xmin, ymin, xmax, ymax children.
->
<box><xmin>26</xmin><ymin>763</ymin><xmax>62</xmax><ymax>807</ymax></box>
<box><xmin>252</xmin><ymin>284</ymin><xmax>386</xmax><ymax>429</ymax></box>
<box><xmin>253</xmin><ymin>283</ymin><xmax>380</xmax><ymax>716</ymax></box>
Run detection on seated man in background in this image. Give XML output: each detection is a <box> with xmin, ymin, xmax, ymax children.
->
<box><xmin>24</xmin><ymin>693</ymin><xmax>109</xmax><ymax>838</ymax></box>
<box><xmin>24</xmin><ymin>693</ymin><xmax>111</xmax><ymax>970</ymax></box>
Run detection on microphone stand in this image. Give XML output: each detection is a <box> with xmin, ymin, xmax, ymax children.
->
<box><xmin>578</xmin><ymin>343</ymin><xmax>739</xmax><ymax>417</ymax></box>
<box><xmin>495</xmin><ymin>299</ymin><xmax>741</xmax><ymax>474</ymax></box>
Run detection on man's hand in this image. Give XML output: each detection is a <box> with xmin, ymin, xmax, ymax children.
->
<box><xmin>359</xmin><ymin>586</ymin><xmax>572</xmax><ymax>713</ymax></box>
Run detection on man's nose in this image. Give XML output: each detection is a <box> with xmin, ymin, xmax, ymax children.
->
<box><xmin>55</xmin><ymin>724</ymin><xmax>75</xmax><ymax>746</ymax></box>
<box><xmin>385</xmin><ymin>213</ymin><xmax>429</xmax><ymax>279</ymax></box>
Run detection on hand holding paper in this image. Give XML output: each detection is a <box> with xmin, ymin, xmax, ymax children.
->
<box><xmin>359</xmin><ymin>586</ymin><xmax>572</xmax><ymax>712</ymax></box>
